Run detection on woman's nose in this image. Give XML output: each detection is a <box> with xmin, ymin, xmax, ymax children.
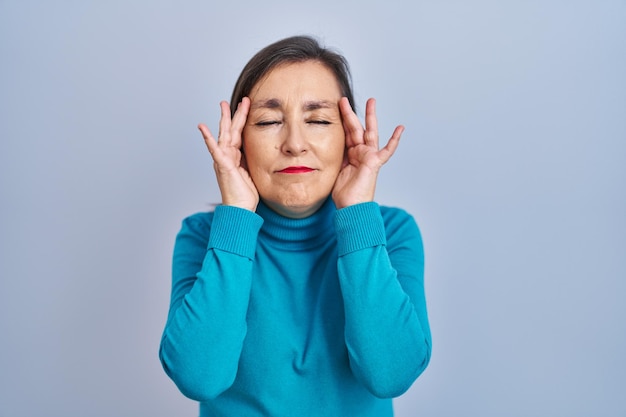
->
<box><xmin>280</xmin><ymin>124</ymin><xmax>307</xmax><ymax>155</ymax></box>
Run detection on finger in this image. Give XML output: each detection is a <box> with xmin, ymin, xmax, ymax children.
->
<box><xmin>198</xmin><ymin>123</ymin><xmax>219</xmax><ymax>156</ymax></box>
<box><xmin>217</xmin><ymin>101</ymin><xmax>233</xmax><ymax>145</ymax></box>
<box><xmin>364</xmin><ymin>98</ymin><xmax>379</xmax><ymax>148</ymax></box>
<box><xmin>378</xmin><ymin>125</ymin><xmax>404</xmax><ymax>165</ymax></box>
<box><xmin>230</xmin><ymin>97</ymin><xmax>250</xmax><ymax>148</ymax></box>
<box><xmin>339</xmin><ymin>97</ymin><xmax>364</xmax><ymax>147</ymax></box>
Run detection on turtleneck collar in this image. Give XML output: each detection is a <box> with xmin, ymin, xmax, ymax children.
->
<box><xmin>255</xmin><ymin>197</ymin><xmax>336</xmax><ymax>251</ymax></box>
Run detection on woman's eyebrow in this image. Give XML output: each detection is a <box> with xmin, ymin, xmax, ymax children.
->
<box><xmin>250</xmin><ymin>98</ymin><xmax>282</xmax><ymax>110</ymax></box>
<box><xmin>303</xmin><ymin>100</ymin><xmax>336</xmax><ymax>111</ymax></box>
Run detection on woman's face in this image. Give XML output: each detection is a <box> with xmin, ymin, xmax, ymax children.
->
<box><xmin>243</xmin><ymin>61</ymin><xmax>346</xmax><ymax>218</ymax></box>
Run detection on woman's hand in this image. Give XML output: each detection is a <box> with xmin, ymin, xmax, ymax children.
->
<box><xmin>332</xmin><ymin>97</ymin><xmax>404</xmax><ymax>209</ymax></box>
<box><xmin>198</xmin><ymin>97</ymin><xmax>259</xmax><ymax>212</ymax></box>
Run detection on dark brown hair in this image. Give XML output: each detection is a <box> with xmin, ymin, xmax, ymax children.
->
<box><xmin>229</xmin><ymin>35</ymin><xmax>355</xmax><ymax>116</ymax></box>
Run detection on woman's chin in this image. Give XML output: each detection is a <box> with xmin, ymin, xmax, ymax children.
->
<box><xmin>262</xmin><ymin>195</ymin><xmax>328</xmax><ymax>219</ymax></box>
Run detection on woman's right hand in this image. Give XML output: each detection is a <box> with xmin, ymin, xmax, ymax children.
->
<box><xmin>198</xmin><ymin>97</ymin><xmax>259</xmax><ymax>212</ymax></box>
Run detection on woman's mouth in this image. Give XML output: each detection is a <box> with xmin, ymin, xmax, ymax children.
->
<box><xmin>278</xmin><ymin>166</ymin><xmax>315</xmax><ymax>174</ymax></box>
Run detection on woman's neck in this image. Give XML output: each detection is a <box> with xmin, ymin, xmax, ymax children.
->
<box><xmin>256</xmin><ymin>197</ymin><xmax>336</xmax><ymax>250</ymax></box>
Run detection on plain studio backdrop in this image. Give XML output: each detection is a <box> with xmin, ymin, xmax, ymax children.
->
<box><xmin>1</xmin><ymin>1</ymin><xmax>624</xmax><ymax>416</ymax></box>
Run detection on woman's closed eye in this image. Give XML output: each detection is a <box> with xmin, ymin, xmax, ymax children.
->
<box><xmin>255</xmin><ymin>120</ymin><xmax>331</xmax><ymax>126</ymax></box>
<box><xmin>255</xmin><ymin>120</ymin><xmax>281</xmax><ymax>126</ymax></box>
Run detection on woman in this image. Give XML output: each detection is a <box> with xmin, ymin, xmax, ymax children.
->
<box><xmin>160</xmin><ymin>35</ymin><xmax>431</xmax><ymax>416</ymax></box>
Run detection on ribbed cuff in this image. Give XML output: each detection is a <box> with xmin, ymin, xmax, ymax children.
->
<box><xmin>334</xmin><ymin>202</ymin><xmax>386</xmax><ymax>256</ymax></box>
<box><xmin>208</xmin><ymin>205</ymin><xmax>264</xmax><ymax>259</ymax></box>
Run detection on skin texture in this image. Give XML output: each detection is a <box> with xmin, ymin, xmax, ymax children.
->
<box><xmin>198</xmin><ymin>60</ymin><xmax>405</xmax><ymax>218</ymax></box>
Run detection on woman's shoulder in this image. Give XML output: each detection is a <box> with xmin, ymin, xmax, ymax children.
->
<box><xmin>378</xmin><ymin>204</ymin><xmax>418</xmax><ymax>226</ymax></box>
<box><xmin>378</xmin><ymin>204</ymin><xmax>422</xmax><ymax>241</ymax></box>
<box><xmin>182</xmin><ymin>210</ymin><xmax>215</xmax><ymax>224</ymax></box>
<box><xmin>178</xmin><ymin>210</ymin><xmax>216</xmax><ymax>238</ymax></box>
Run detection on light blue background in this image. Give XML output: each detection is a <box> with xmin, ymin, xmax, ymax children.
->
<box><xmin>1</xmin><ymin>1</ymin><xmax>624</xmax><ymax>416</ymax></box>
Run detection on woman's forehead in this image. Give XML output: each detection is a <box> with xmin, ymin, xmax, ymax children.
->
<box><xmin>248</xmin><ymin>61</ymin><xmax>342</xmax><ymax>103</ymax></box>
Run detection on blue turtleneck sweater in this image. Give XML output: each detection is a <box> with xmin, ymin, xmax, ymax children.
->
<box><xmin>160</xmin><ymin>198</ymin><xmax>431</xmax><ymax>416</ymax></box>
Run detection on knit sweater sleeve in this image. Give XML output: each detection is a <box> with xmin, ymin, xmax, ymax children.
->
<box><xmin>334</xmin><ymin>202</ymin><xmax>431</xmax><ymax>398</ymax></box>
<box><xmin>159</xmin><ymin>206</ymin><xmax>263</xmax><ymax>401</ymax></box>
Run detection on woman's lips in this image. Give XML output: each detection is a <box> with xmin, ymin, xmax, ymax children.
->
<box><xmin>278</xmin><ymin>166</ymin><xmax>315</xmax><ymax>174</ymax></box>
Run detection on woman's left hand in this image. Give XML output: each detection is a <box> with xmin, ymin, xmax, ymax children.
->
<box><xmin>332</xmin><ymin>97</ymin><xmax>404</xmax><ymax>209</ymax></box>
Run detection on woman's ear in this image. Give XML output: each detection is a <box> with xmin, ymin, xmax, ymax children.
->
<box><xmin>241</xmin><ymin>150</ymin><xmax>249</xmax><ymax>172</ymax></box>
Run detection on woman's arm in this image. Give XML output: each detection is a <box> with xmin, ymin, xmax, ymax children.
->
<box><xmin>159</xmin><ymin>206</ymin><xmax>263</xmax><ymax>401</ymax></box>
<box><xmin>335</xmin><ymin>202</ymin><xmax>431</xmax><ymax>398</ymax></box>
<box><xmin>160</xmin><ymin>97</ymin><xmax>261</xmax><ymax>400</ymax></box>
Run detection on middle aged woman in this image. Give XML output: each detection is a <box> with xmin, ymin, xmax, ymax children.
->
<box><xmin>160</xmin><ymin>35</ymin><xmax>432</xmax><ymax>417</ymax></box>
